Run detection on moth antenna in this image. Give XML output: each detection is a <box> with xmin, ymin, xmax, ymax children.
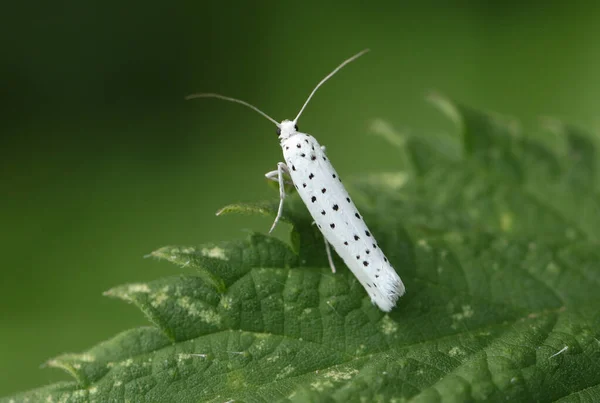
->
<box><xmin>185</xmin><ymin>93</ymin><xmax>280</xmax><ymax>127</ymax></box>
<box><xmin>294</xmin><ymin>49</ymin><xmax>370</xmax><ymax>124</ymax></box>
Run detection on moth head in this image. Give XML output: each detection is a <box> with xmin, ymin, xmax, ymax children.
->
<box><xmin>277</xmin><ymin>120</ymin><xmax>299</xmax><ymax>140</ymax></box>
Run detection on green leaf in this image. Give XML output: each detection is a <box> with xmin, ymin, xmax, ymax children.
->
<box><xmin>4</xmin><ymin>97</ymin><xmax>600</xmax><ymax>403</ymax></box>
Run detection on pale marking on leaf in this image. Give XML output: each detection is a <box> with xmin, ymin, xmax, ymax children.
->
<box><xmin>254</xmin><ymin>339</ymin><xmax>268</xmax><ymax>351</ymax></box>
<box><xmin>380</xmin><ymin>315</ymin><xmax>398</xmax><ymax>336</ymax></box>
<box><xmin>546</xmin><ymin>261</ymin><xmax>560</xmax><ymax>274</ymax></box>
<box><xmin>310</xmin><ymin>379</ymin><xmax>334</xmax><ymax>392</ymax></box>
<box><xmin>276</xmin><ymin>365</ymin><xmax>296</xmax><ymax>380</ymax></box>
<box><xmin>220</xmin><ymin>296</ymin><xmax>234</xmax><ymax>310</ymax></box>
<box><xmin>364</xmin><ymin>172</ymin><xmax>410</xmax><ymax>191</ymax></box>
<box><xmin>78</xmin><ymin>353</ymin><xmax>95</xmax><ymax>362</ymax></box>
<box><xmin>150</xmin><ymin>286</ymin><xmax>169</xmax><ymax>308</ymax></box>
<box><xmin>417</xmin><ymin>239</ymin><xmax>431</xmax><ymax>251</ymax></box>
<box><xmin>178</xmin><ymin>353</ymin><xmax>207</xmax><ymax>361</ymax></box>
<box><xmin>201</xmin><ymin>246</ymin><xmax>229</xmax><ymax>261</ymax></box>
<box><xmin>550</xmin><ymin>345</ymin><xmax>569</xmax><ymax>358</ymax></box>
<box><xmin>227</xmin><ymin>351</ymin><xmax>248</xmax><ymax>357</ymax></box>
<box><xmin>500</xmin><ymin>212</ymin><xmax>513</xmax><ymax>232</ymax></box>
<box><xmin>127</xmin><ymin>283</ymin><xmax>151</xmax><ymax>293</ymax></box>
<box><xmin>452</xmin><ymin>305</ymin><xmax>474</xmax><ymax>321</ymax></box>
<box><xmin>451</xmin><ymin>304</ymin><xmax>475</xmax><ymax>330</ymax></box>
<box><xmin>114</xmin><ymin>381</ymin><xmax>122</xmax><ymax>387</ymax></box>
<box><xmin>448</xmin><ymin>346</ymin><xmax>464</xmax><ymax>357</ymax></box>
<box><xmin>88</xmin><ymin>387</ymin><xmax>98</xmax><ymax>394</ymax></box>
<box><xmin>48</xmin><ymin>353</ymin><xmax>96</xmax><ymax>366</ymax></box>
<box><xmin>324</xmin><ymin>368</ymin><xmax>359</xmax><ymax>381</ymax></box>
<box><xmin>326</xmin><ymin>301</ymin><xmax>341</xmax><ymax>317</ymax></box>
<box><xmin>177</xmin><ymin>296</ymin><xmax>222</xmax><ymax>325</ymax></box>
<box><xmin>104</xmin><ymin>285</ymin><xmax>145</xmax><ymax>301</ymax></box>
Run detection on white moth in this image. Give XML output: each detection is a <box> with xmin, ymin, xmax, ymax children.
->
<box><xmin>187</xmin><ymin>49</ymin><xmax>405</xmax><ymax>311</ymax></box>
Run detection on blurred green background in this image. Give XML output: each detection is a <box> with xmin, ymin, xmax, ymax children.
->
<box><xmin>2</xmin><ymin>0</ymin><xmax>599</xmax><ymax>396</ymax></box>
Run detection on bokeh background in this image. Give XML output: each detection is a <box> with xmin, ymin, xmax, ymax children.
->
<box><xmin>2</xmin><ymin>1</ymin><xmax>599</xmax><ymax>396</ymax></box>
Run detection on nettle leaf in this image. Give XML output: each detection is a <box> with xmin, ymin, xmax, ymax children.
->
<box><xmin>5</xmin><ymin>98</ymin><xmax>600</xmax><ymax>403</ymax></box>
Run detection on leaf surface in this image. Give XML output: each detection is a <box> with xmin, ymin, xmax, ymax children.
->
<box><xmin>4</xmin><ymin>98</ymin><xmax>600</xmax><ymax>403</ymax></box>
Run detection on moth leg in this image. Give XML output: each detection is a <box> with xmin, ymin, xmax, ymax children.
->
<box><xmin>323</xmin><ymin>238</ymin><xmax>336</xmax><ymax>273</ymax></box>
<box><xmin>265</xmin><ymin>166</ymin><xmax>293</xmax><ymax>185</ymax></box>
<box><xmin>267</xmin><ymin>162</ymin><xmax>289</xmax><ymax>234</ymax></box>
<box><xmin>320</xmin><ymin>145</ymin><xmax>326</xmax><ymax>152</ymax></box>
<box><xmin>311</xmin><ymin>220</ymin><xmax>336</xmax><ymax>273</ymax></box>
